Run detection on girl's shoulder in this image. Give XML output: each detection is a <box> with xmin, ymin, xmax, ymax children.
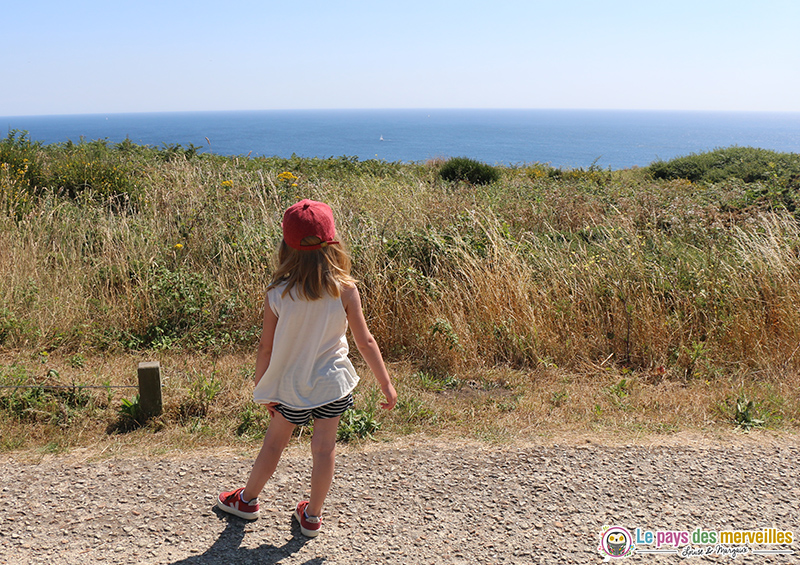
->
<box><xmin>266</xmin><ymin>278</ymin><xmax>288</xmax><ymax>292</ymax></box>
<box><xmin>266</xmin><ymin>281</ymin><xmax>286</xmax><ymax>297</ymax></box>
<box><xmin>340</xmin><ymin>282</ymin><xmax>361</xmax><ymax>308</ymax></box>
<box><xmin>340</xmin><ymin>281</ymin><xmax>359</xmax><ymax>294</ymax></box>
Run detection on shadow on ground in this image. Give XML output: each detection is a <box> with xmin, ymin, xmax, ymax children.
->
<box><xmin>168</xmin><ymin>508</ymin><xmax>324</xmax><ymax>565</ymax></box>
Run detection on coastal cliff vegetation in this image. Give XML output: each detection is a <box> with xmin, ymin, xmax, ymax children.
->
<box><xmin>2</xmin><ymin>132</ymin><xmax>799</xmax><ymax>451</ymax></box>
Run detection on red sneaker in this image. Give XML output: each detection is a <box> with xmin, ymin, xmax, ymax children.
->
<box><xmin>217</xmin><ymin>488</ymin><xmax>259</xmax><ymax>520</ymax></box>
<box><xmin>293</xmin><ymin>501</ymin><xmax>322</xmax><ymax>537</ymax></box>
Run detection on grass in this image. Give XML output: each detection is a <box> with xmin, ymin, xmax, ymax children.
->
<box><xmin>1</xmin><ymin>138</ymin><xmax>800</xmax><ymax>454</ymax></box>
<box><xmin>0</xmin><ymin>350</ymin><xmax>797</xmax><ymax>455</ymax></box>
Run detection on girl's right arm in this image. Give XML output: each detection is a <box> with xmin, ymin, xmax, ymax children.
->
<box><xmin>255</xmin><ymin>293</ymin><xmax>280</xmax><ymax>417</ymax></box>
<box><xmin>254</xmin><ymin>292</ymin><xmax>278</xmax><ymax>387</ymax></box>
<box><xmin>342</xmin><ymin>284</ymin><xmax>397</xmax><ymax>410</ymax></box>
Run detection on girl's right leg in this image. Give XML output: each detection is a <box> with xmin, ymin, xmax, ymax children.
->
<box><xmin>242</xmin><ymin>411</ymin><xmax>296</xmax><ymax>501</ymax></box>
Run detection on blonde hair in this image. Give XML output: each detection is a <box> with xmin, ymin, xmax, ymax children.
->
<box><xmin>268</xmin><ymin>236</ymin><xmax>356</xmax><ymax>300</ymax></box>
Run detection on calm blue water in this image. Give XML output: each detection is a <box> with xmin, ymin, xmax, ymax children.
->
<box><xmin>3</xmin><ymin>109</ymin><xmax>800</xmax><ymax>170</ymax></box>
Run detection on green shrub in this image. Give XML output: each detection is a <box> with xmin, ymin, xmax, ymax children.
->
<box><xmin>0</xmin><ymin>131</ymin><xmax>46</xmax><ymax>218</ymax></box>
<box><xmin>179</xmin><ymin>371</ymin><xmax>222</xmax><ymax>420</ymax></box>
<box><xmin>439</xmin><ymin>157</ymin><xmax>500</xmax><ymax>185</ymax></box>
<box><xmin>158</xmin><ymin>143</ymin><xmax>203</xmax><ymax>162</ymax></box>
<box><xmin>0</xmin><ymin>308</ymin><xmax>23</xmax><ymax>345</ymax></box>
<box><xmin>0</xmin><ymin>364</ymin><xmax>94</xmax><ymax>426</ymax></box>
<box><xmin>236</xmin><ymin>403</ymin><xmax>270</xmax><ymax>438</ymax></box>
<box><xmin>141</xmin><ymin>266</ymin><xmax>238</xmax><ymax>348</ymax></box>
<box><xmin>733</xmin><ymin>395</ymin><xmax>765</xmax><ymax>431</ymax></box>
<box><xmin>49</xmin><ymin>139</ymin><xmax>138</xmax><ymax>204</ymax></box>
<box><xmin>1</xmin><ymin>132</ymin><xmax>140</xmax><ymax>208</ymax></box>
<box><xmin>0</xmin><ymin>386</ymin><xmax>47</xmax><ymax>421</ymax></box>
<box><xmin>254</xmin><ymin>154</ymin><xmax>404</xmax><ymax>181</ymax></box>
<box><xmin>108</xmin><ymin>394</ymin><xmax>146</xmax><ymax>432</ymax></box>
<box><xmin>648</xmin><ymin>146</ymin><xmax>800</xmax><ymax>184</ymax></box>
<box><xmin>415</xmin><ymin>370</ymin><xmax>459</xmax><ymax>392</ymax></box>
<box><xmin>547</xmin><ymin>166</ymin><xmax>611</xmax><ymax>185</ymax></box>
<box><xmin>337</xmin><ymin>408</ymin><xmax>381</xmax><ymax>441</ymax></box>
<box><xmin>0</xmin><ymin>131</ymin><xmax>47</xmax><ymax>190</ymax></box>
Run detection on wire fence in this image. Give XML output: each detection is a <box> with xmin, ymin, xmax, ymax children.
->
<box><xmin>0</xmin><ymin>385</ymin><xmax>139</xmax><ymax>389</ymax></box>
<box><xmin>1</xmin><ymin>364</ymin><xmax>161</xmax><ymax>391</ymax></box>
<box><xmin>1</xmin><ymin>362</ymin><xmax>164</xmax><ymax>416</ymax></box>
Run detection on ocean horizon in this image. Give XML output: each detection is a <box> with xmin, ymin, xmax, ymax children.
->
<box><xmin>3</xmin><ymin>108</ymin><xmax>800</xmax><ymax>170</ymax></box>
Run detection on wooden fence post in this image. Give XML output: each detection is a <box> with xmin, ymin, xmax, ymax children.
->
<box><xmin>138</xmin><ymin>361</ymin><xmax>163</xmax><ymax>418</ymax></box>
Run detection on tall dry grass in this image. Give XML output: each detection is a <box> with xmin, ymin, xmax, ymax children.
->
<box><xmin>368</xmin><ymin>206</ymin><xmax>800</xmax><ymax>379</ymax></box>
<box><xmin>2</xmin><ymin>144</ymin><xmax>800</xmax><ymax>451</ymax></box>
<box><xmin>2</xmin><ymin>151</ymin><xmax>800</xmax><ymax>380</ymax></box>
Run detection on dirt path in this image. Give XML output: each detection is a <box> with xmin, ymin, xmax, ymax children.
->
<box><xmin>1</xmin><ymin>433</ymin><xmax>799</xmax><ymax>564</ymax></box>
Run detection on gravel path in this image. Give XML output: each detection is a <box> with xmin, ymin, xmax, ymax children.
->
<box><xmin>1</xmin><ymin>434</ymin><xmax>799</xmax><ymax>564</ymax></box>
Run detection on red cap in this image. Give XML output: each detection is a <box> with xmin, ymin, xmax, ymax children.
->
<box><xmin>282</xmin><ymin>199</ymin><xmax>340</xmax><ymax>251</ymax></box>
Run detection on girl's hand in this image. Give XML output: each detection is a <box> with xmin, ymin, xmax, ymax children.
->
<box><xmin>265</xmin><ymin>402</ymin><xmax>280</xmax><ymax>418</ymax></box>
<box><xmin>380</xmin><ymin>383</ymin><xmax>398</xmax><ymax>410</ymax></box>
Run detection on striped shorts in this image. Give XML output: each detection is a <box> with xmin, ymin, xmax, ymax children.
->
<box><xmin>274</xmin><ymin>393</ymin><xmax>354</xmax><ymax>426</ymax></box>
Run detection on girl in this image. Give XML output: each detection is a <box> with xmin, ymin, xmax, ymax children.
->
<box><xmin>218</xmin><ymin>199</ymin><xmax>397</xmax><ymax>537</ymax></box>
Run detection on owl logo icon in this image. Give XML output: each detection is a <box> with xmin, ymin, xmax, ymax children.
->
<box><xmin>599</xmin><ymin>526</ymin><xmax>634</xmax><ymax>558</ymax></box>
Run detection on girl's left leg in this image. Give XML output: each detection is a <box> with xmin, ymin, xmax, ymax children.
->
<box><xmin>307</xmin><ymin>415</ymin><xmax>341</xmax><ymax>517</ymax></box>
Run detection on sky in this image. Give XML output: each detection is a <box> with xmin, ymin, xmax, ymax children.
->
<box><xmin>2</xmin><ymin>0</ymin><xmax>800</xmax><ymax>116</ymax></box>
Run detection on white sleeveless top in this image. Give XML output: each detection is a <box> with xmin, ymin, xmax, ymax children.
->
<box><xmin>253</xmin><ymin>282</ymin><xmax>359</xmax><ymax>409</ymax></box>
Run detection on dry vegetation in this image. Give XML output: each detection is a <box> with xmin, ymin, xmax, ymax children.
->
<box><xmin>1</xmin><ymin>136</ymin><xmax>799</xmax><ymax>454</ymax></box>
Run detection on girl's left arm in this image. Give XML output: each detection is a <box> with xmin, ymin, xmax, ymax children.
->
<box><xmin>342</xmin><ymin>284</ymin><xmax>397</xmax><ymax>410</ymax></box>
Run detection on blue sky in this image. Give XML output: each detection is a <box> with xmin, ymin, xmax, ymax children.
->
<box><xmin>2</xmin><ymin>0</ymin><xmax>799</xmax><ymax>116</ymax></box>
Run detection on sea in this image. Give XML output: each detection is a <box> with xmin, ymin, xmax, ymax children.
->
<box><xmin>3</xmin><ymin>109</ymin><xmax>800</xmax><ymax>170</ymax></box>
